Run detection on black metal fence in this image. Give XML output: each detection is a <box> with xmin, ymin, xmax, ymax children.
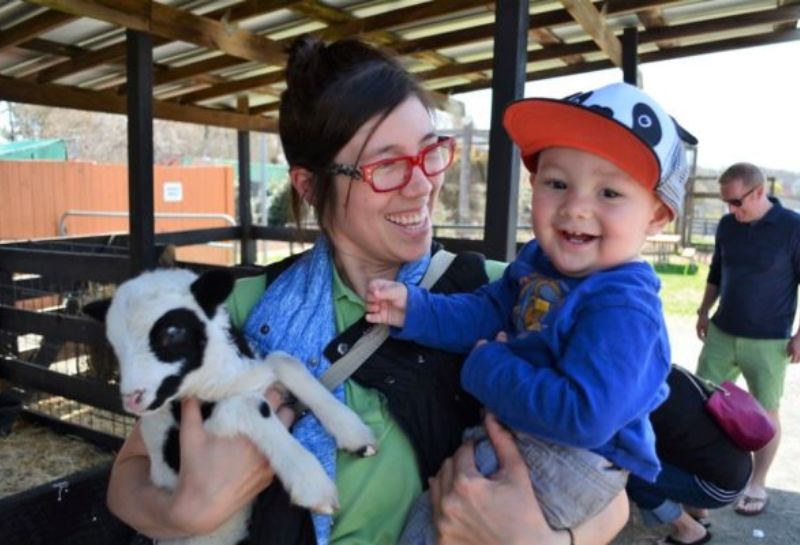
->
<box><xmin>0</xmin><ymin>235</ymin><xmax>137</xmax><ymax>450</ymax></box>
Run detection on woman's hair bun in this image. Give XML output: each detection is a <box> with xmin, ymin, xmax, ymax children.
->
<box><xmin>284</xmin><ymin>35</ymin><xmax>328</xmax><ymax>99</ymax></box>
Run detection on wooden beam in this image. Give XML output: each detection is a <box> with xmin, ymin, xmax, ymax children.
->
<box><xmin>172</xmin><ymin>0</ymin><xmax>477</xmax><ymax>113</ymax></box>
<box><xmin>530</xmin><ymin>28</ymin><xmax>583</xmax><ymax>65</ymax></box>
<box><xmin>31</xmin><ymin>0</ymin><xmax>299</xmax><ymax>84</ymax></box>
<box><xmin>636</xmin><ymin>8</ymin><xmax>678</xmax><ymax>49</ymax></box>
<box><xmin>291</xmin><ymin>0</ymin><xmax>474</xmax><ymax>116</ymax></box>
<box><xmin>0</xmin><ymin>76</ymin><xmax>277</xmax><ymax>132</ymax></box>
<box><xmin>15</xmin><ymin>37</ymin><xmax>85</xmax><ymax>57</ymax></box>
<box><xmin>560</xmin><ymin>0</ymin><xmax>623</xmax><ymax>67</ymax></box>
<box><xmin>25</xmin><ymin>0</ymin><xmax>287</xmax><ymax>65</ymax></box>
<box><xmin>440</xmin><ymin>28</ymin><xmax>800</xmax><ymax>96</ymax></box>
<box><xmin>316</xmin><ymin>0</ymin><xmax>493</xmax><ymax>41</ymax></box>
<box><xmin>0</xmin><ymin>10</ymin><xmax>76</xmax><ymax>51</ymax></box>
<box><xmin>175</xmin><ymin>70</ymin><xmax>285</xmax><ymax>105</ymax></box>
<box><xmin>421</xmin><ymin>5</ymin><xmax>800</xmax><ymax>87</ymax></box>
<box><xmin>775</xmin><ymin>0</ymin><xmax>800</xmax><ymax>32</ymax></box>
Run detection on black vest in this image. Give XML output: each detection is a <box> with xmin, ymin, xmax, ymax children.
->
<box><xmin>247</xmin><ymin>245</ymin><xmax>488</xmax><ymax>545</ymax></box>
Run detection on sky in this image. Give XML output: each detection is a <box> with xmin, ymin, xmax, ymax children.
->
<box><xmin>454</xmin><ymin>40</ymin><xmax>800</xmax><ymax>174</ymax></box>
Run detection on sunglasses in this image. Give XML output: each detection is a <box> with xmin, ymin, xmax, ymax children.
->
<box><xmin>722</xmin><ymin>186</ymin><xmax>757</xmax><ymax>208</ymax></box>
<box><xmin>329</xmin><ymin>136</ymin><xmax>456</xmax><ymax>193</ymax></box>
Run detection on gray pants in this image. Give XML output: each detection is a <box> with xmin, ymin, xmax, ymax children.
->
<box><xmin>399</xmin><ymin>426</ymin><xmax>628</xmax><ymax>545</ymax></box>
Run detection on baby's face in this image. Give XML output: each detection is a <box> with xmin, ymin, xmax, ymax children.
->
<box><xmin>529</xmin><ymin>147</ymin><xmax>669</xmax><ymax>278</ymax></box>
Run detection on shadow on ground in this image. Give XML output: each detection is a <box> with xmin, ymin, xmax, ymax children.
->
<box><xmin>612</xmin><ymin>487</ymin><xmax>800</xmax><ymax>544</ymax></box>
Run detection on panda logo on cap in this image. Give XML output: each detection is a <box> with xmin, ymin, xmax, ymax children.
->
<box><xmin>567</xmin><ymin>89</ymin><xmax>664</xmax><ymax>149</ymax></box>
<box><xmin>632</xmin><ymin>103</ymin><xmax>662</xmax><ymax>148</ymax></box>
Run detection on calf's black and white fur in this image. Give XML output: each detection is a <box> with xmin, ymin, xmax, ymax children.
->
<box><xmin>84</xmin><ymin>268</ymin><xmax>377</xmax><ymax>545</ymax></box>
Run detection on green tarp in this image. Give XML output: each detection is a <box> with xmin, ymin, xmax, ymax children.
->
<box><xmin>0</xmin><ymin>139</ymin><xmax>68</xmax><ymax>161</ymax></box>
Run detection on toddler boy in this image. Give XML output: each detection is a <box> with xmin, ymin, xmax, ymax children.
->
<box><xmin>366</xmin><ymin>82</ymin><xmax>697</xmax><ymax>542</ymax></box>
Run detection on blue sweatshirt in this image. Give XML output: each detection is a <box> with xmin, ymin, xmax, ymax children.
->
<box><xmin>396</xmin><ymin>240</ymin><xmax>670</xmax><ymax>482</ymax></box>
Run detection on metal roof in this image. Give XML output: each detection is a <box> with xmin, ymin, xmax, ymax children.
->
<box><xmin>1</xmin><ymin>0</ymin><xmax>798</xmax><ymax>132</ymax></box>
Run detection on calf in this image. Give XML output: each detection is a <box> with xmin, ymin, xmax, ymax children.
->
<box><xmin>84</xmin><ymin>268</ymin><xmax>377</xmax><ymax>545</ymax></box>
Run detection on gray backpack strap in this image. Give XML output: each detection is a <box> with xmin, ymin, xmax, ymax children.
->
<box><xmin>318</xmin><ymin>250</ymin><xmax>457</xmax><ymax>391</ymax></box>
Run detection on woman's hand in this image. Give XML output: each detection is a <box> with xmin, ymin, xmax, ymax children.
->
<box><xmin>429</xmin><ymin>412</ymin><xmax>629</xmax><ymax>545</ymax></box>
<box><xmin>107</xmin><ymin>388</ymin><xmax>296</xmax><ymax>539</ymax></box>
<box><xmin>167</xmin><ymin>397</ymin><xmax>276</xmax><ymax>534</ymax></box>
<box><xmin>429</xmin><ymin>413</ymin><xmax>568</xmax><ymax>545</ymax></box>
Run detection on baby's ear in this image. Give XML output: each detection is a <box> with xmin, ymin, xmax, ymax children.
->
<box><xmin>646</xmin><ymin>202</ymin><xmax>672</xmax><ymax>236</ymax></box>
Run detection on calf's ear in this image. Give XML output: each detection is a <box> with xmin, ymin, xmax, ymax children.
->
<box><xmin>191</xmin><ymin>269</ymin><xmax>235</xmax><ymax>318</ymax></box>
<box><xmin>83</xmin><ymin>299</ymin><xmax>112</xmax><ymax>323</ymax></box>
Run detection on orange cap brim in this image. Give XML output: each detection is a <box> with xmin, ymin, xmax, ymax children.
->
<box><xmin>503</xmin><ymin>99</ymin><xmax>660</xmax><ymax>191</ymax></box>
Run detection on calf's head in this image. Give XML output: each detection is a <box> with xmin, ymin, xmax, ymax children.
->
<box><xmin>84</xmin><ymin>268</ymin><xmax>235</xmax><ymax>415</ymax></box>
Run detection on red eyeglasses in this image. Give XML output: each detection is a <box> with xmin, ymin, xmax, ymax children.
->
<box><xmin>329</xmin><ymin>136</ymin><xmax>456</xmax><ymax>193</ymax></box>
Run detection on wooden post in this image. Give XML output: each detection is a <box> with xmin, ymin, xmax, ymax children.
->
<box><xmin>126</xmin><ymin>29</ymin><xmax>155</xmax><ymax>274</ymax></box>
<box><xmin>622</xmin><ymin>27</ymin><xmax>639</xmax><ymax>86</ymax></box>
<box><xmin>237</xmin><ymin>96</ymin><xmax>256</xmax><ymax>265</ymax></box>
<box><xmin>483</xmin><ymin>0</ymin><xmax>529</xmax><ymax>261</ymax></box>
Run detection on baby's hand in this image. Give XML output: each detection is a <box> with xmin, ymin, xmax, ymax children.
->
<box><xmin>472</xmin><ymin>331</ymin><xmax>508</xmax><ymax>351</ymax></box>
<box><xmin>365</xmin><ymin>279</ymin><xmax>409</xmax><ymax>328</ymax></box>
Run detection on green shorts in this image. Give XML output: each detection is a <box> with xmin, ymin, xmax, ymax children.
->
<box><xmin>697</xmin><ymin>322</ymin><xmax>788</xmax><ymax>410</ymax></box>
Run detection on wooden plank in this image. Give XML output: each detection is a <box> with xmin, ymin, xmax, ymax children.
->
<box><xmin>640</xmin><ymin>4</ymin><xmax>800</xmax><ymax>43</ymax></box>
<box><xmin>26</xmin><ymin>0</ymin><xmax>287</xmax><ymax>64</ymax></box>
<box><xmin>175</xmin><ymin>70</ymin><xmax>285</xmax><ymax>105</ymax></box>
<box><xmin>316</xmin><ymin>0</ymin><xmax>494</xmax><ymax>40</ymax></box>
<box><xmin>392</xmin><ymin>0</ymin><xmax>683</xmax><ymax>56</ymax></box>
<box><xmin>0</xmin><ymin>10</ymin><xmax>76</xmax><ymax>51</ymax></box>
<box><xmin>0</xmin><ymin>76</ymin><xmax>277</xmax><ymax>132</ymax></box>
<box><xmin>440</xmin><ymin>28</ymin><xmax>800</xmax><ymax>95</ymax></box>
<box><xmin>148</xmin><ymin>0</ymin><xmax>494</xmax><ymax>98</ymax></box>
<box><xmin>35</xmin><ymin>40</ymin><xmax>134</xmax><ymax>84</ymax></box>
<box><xmin>17</xmin><ymin>37</ymin><xmax>85</xmax><ymax>57</ymax></box>
<box><xmin>636</xmin><ymin>8</ymin><xmax>677</xmax><ymax>49</ymax></box>
<box><xmin>32</xmin><ymin>1</ymin><xmax>298</xmax><ymax>84</ymax></box>
<box><xmin>560</xmin><ymin>0</ymin><xmax>623</xmax><ymax>67</ymax></box>
<box><xmin>775</xmin><ymin>0</ymin><xmax>800</xmax><ymax>32</ymax></box>
<box><xmin>422</xmin><ymin>5</ymin><xmax>800</xmax><ymax>88</ymax></box>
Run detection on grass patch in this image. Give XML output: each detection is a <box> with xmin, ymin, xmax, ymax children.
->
<box><xmin>656</xmin><ymin>261</ymin><xmax>709</xmax><ymax>317</ymax></box>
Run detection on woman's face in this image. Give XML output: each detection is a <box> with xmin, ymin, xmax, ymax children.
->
<box><xmin>326</xmin><ymin>96</ymin><xmax>443</xmax><ymax>268</ymax></box>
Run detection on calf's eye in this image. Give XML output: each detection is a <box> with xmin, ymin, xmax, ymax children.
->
<box><xmin>160</xmin><ymin>325</ymin><xmax>187</xmax><ymax>346</ymax></box>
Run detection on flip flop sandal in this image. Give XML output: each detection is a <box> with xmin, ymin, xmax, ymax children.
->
<box><xmin>734</xmin><ymin>494</ymin><xmax>769</xmax><ymax>516</ymax></box>
<box><xmin>689</xmin><ymin>512</ymin><xmax>711</xmax><ymax>528</ymax></box>
<box><xmin>664</xmin><ymin>529</ymin><xmax>712</xmax><ymax>545</ymax></box>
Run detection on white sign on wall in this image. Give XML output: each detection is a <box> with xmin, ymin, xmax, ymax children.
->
<box><xmin>163</xmin><ymin>181</ymin><xmax>183</xmax><ymax>202</ymax></box>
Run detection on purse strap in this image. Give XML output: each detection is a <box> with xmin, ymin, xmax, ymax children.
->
<box><xmin>317</xmin><ymin>250</ymin><xmax>457</xmax><ymax>391</ymax></box>
<box><xmin>673</xmin><ymin>365</ymin><xmax>717</xmax><ymax>401</ymax></box>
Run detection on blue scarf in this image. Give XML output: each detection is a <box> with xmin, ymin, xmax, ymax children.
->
<box><xmin>243</xmin><ymin>235</ymin><xmax>430</xmax><ymax>545</ymax></box>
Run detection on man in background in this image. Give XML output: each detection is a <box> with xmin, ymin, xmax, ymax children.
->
<box><xmin>696</xmin><ymin>162</ymin><xmax>800</xmax><ymax>516</ymax></box>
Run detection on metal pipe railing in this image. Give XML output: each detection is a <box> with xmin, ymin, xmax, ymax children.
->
<box><xmin>58</xmin><ymin>210</ymin><xmax>236</xmax><ymax>236</ymax></box>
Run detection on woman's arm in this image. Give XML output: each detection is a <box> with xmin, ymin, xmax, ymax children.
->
<box><xmin>429</xmin><ymin>414</ymin><xmax>628</xmax><ymax>545</ymax></box>
<box><xmin>107</xmin><ymin>396</ymin><xmax>288</xmax><ymax>538</ymax></box>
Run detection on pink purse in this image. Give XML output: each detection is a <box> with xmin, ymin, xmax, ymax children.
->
<box><xmin>678</xmin><ymin>367</ymin><xmax>776</xmax><ymax>451</ymax></box>
<box><xmin>705</xmin><ymin>380</ymin><xmax>776</xmax><ymax>451</ymax></box>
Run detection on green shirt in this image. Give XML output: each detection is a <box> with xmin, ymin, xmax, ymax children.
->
<box><xmin>227</xmin><ymin>270</ymin><xmax>421</xmax><ymax>545</ymax></box>
<box><xmin>226</xmin><ymin>258</ymin><xmax>506</xmax><ymax>545</ymax></box>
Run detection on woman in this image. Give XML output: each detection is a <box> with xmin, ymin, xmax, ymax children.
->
<box><xmin>107</xmin><ymin>35</ymin><xmax>628</xmax><ymax>545</ymax></box>
<box><xmin>626</xmin><ymin>365</ymin><xmax>753</xmax><ymax>545</ymax></box>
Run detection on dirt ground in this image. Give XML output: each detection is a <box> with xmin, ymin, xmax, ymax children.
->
<box><xmin>613</xmin><ymin>317</ymin><xmax>800</xmax><ymax>544</ymax></box>
<box><xmin>0</xmin><ymin>419</ymin><xmax>113</xmax><ymax>499</ymax></box>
